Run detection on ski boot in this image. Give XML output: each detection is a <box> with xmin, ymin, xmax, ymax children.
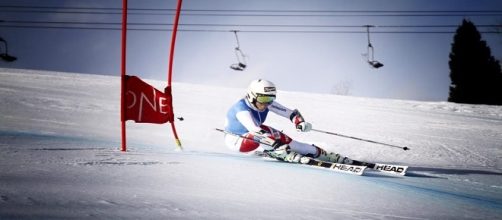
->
<box><xmin>313</xmin><ymin>146</ymin><xmax>365</xmax><ymax>164</ymax></box>
<box><xmin>313</xmin><ymin>145</ymin><xmax>376</xmax><ymax>168</ymax></box>
<box><xmin>313</xmin><ymin>146</ymin><xmax>349</xmax><ymax>163</ymax></box>
<box><xmin>265</xmin><ymin>145</ymin><xmax>303</xmax><ymax>163</ymax></box>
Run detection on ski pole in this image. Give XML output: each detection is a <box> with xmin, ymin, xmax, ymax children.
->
<box><xmin>311</xmin><ymin>128</ymin><xmax>410</xmax><ymax>151</ymax></box>
<box><xmin>214</xmin><ymin>128</ymin><xmax>274</xmax><ymax>147</ymax></box>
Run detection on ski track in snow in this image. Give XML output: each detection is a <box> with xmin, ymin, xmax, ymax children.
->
<box><xmin>1</xmin><ymin>68</ymin><xmax>502</xmax><ymax>219</ymax></box>
<box><xmin>1</xmin><ymin>130</ymin><xmax>501</xmax><ymax>219</ymax></box>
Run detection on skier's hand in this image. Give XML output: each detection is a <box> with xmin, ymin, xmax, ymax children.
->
<box><xmin>296</xmin><ymin>121</ymin><xmax>312</xmax><ymax>132</ymax></box>
<box><xmin>270</xmin><ymin>140</ymin><xmax>284</xmax><ymax>150</ymax></box>
<box><xmin>251</xmin><ymin>130</ymin><xmax>282</xmax><ymax>151</ymax></box>
<box><xmin>290</xmin><ymin>109</ymin><xmax>312</xmax><ymax>132</ymax></box>
<box><xmin>261</xmin><ymin>139</ymin><xmax>283</xmax><ymax>151</ymax></box>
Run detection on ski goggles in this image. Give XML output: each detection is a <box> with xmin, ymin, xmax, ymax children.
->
<box><xmin>256</xmin><ymin>94</ymin><xmax>276</xmax><ymax>104</ymax></box>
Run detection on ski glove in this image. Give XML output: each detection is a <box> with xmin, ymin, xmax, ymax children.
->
<box><xmin>290</xmin><ymin>109</ymin><xmax>312</xmax><ymax>132</ymax></box>
<box><xmin>296</xmin><ymin>121</ymin><xmax>312</xmax><ymax>132</ymax></box>
<box><xmin>250</xmin><ymin>130</ymin><xmax>283</xmax><ymax>151</ymax></box>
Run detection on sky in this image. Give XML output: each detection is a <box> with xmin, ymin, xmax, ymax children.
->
<box><xmin>0</xmin><ymin>0</ymin><xmax>501</xmax><ymax>101</ymax></box>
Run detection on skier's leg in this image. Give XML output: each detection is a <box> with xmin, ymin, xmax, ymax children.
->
<box><xmin>258</xmin><ymin>125</ymin><xmax>303</xmax><ymax>161</ymax></box>
<box><xmin>289</xmin><ymin>140</ymin><xmax>357</xmax><ymax>164</ymax></box>
<box><xmin>230</xmin><ymin>125</ymin><xmax>356</xmax><ymax>164</ymax></box>
<box><xmin>287</xmin><ymin>140</ymin><xmax>318</xmax><ymax>156</ymax></box>
<box><xmin>259</xmin><ymin>126</ymin><xmax>333</xmax><ymax>163</ymax></box>
<box><xmin>259</xmin><ymin>125</ymin><xmax>292</xmax><ymax>144</ymax></box>
<box><xmin>255</xmin><ymin>125</ymin><xmax>330</xmax><ymax>162</ymax></box>
<box><xmin>294</xmin><ymin>143</ymin><xmax>377</xmax><ymax>167</ymax></box>
<box><xmin>224</xmin><ymin>133</ymin><xmax>260</xmax><ymax>152</ymax></box>
<box><xmin>224</xmin><ymin>125</ymin><xmax>289</xmax><ymax>153</ymax></box>
<box><xmin>312</xmin><ymin>145</ymin><xmax>353</xmax><ymax>164</ymax></box>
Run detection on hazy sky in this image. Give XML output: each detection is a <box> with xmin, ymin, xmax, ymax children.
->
<box><xmin>0</xmin><ymin>0</ymin><xmax>501</xmax><ymax>101</ymax></box>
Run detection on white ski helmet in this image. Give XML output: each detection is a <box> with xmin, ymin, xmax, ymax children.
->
<box><xmin>246</xmin><ymin>79</ymin><xmax>277</xmax><ymax>104</ymax></box>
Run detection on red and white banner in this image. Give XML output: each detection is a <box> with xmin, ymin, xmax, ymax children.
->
<box><xmin>120</xmin><ymin>0</ymin><xmax>183</xmax><ymax>151</ymax></box>
<box><xmin>125</xmin><ymin>75</ymin><xmax>173</xmax><ymax>124</ymax></box>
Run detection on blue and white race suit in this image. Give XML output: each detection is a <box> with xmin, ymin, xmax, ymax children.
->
<box><xmin>224</xmin><ymin>98</ymin><xmax>317</xmax><ymax>155</ymax></box>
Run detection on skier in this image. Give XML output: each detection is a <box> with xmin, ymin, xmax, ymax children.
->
<box><xmin>223</xmin><ymin>79</ymin><xmax>354</xmax><ymax>164</ymax></box>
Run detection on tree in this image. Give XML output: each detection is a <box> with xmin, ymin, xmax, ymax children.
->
<box><xmin>448</xmin><ymin>19</ymin><xmax>502</xmax><ymax>105</ymax></box>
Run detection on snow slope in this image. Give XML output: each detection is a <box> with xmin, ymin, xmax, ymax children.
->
<box><xmin>0</xmin><ymin>68</ymin><xmax>501</xmax><ymax>219</ymax></box>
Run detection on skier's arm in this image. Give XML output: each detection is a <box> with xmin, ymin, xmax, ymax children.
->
<box><xmin>235</xmin><ymin>110</ymin><xmax>282</xmax><ymax>150</ymax></box>
<box><xmin>269</xmin><ymin>102</ymin><xmax>312</xmax><ymax>132</ymax></box>
<box><xmin>290</xmin><ymin>109</ymin><xmax>312</xmax><ymax>132</ymax></box>
<box><xmin>235</xmin><ymin>110</ymin><xmax>262</xmax><ymax>133</ymax></box>
<box><xmin>268</xmin><ymin>101</ymin><xmax>294</xmax><ymax>118</ymax></box>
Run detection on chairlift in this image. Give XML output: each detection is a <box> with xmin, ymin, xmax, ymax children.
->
<box><xmin>363</xmin><ymin>25</ymin><xmax>383</xmax><ymax>69</ymax></box>
<box><xmin>230</xmin><ymin>30</ymin><xmax>247</xmax><ymax>71</ymax></box>
<box><xmin>0</xmin><ymin>37</ymin><xmax>17</xmax><ymax>62</ymax></box>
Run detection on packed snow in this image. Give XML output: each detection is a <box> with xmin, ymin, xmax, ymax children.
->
<box><xmin>0</xmin><ymin>68</ymin><xmax>501</xmax><ymax>219</ymax></box>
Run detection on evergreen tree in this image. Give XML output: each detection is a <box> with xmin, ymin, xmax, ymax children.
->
<box><xmin>448</xmin><ymin>19</ymin><xmax>502</xmax><ymax>105</ymax></box>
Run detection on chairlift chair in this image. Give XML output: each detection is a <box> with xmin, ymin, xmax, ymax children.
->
<box><xmin>230</xmin><ymin>30</ymin><xmax>247</xmax><ymax>71</ymax></box>
<box><xmin>364</xmin><ymin>25</ymin><xmax>383</xmax><ymax>69</ymax></box>
<box><xmin>230</xmin><ymin>47</ymin><xmax>247</xmax><ymax>71</ymax></box>
<box><xmin>0</xmin><ymin>37</ymin><xmax>17</xmax><ymax>62</ymax></box>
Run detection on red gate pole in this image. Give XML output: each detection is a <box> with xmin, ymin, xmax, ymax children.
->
<box><xmin>120</xmin><ymin>0</ymin><xmax>128</xmax><ymax>152</ymax></box>
<box><xmin>167</xmin><ymin>0</ymin><xmax>183</xmax><ymax>150</ymax></box>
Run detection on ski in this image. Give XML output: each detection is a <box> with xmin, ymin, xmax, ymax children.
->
<box><xmin>257</xmin><ymin>151</ymin><xmax>408</xmax><ymax>176</ymax></box>
<box><xmin>255</xmin><ymin>151</ymin><xmax>367</xmax><ymax>175</ymax></box>
<box><xmin>217</xmin><ymin>128</ymin><xmax>407</xmax><ymax>176</ymax></box>
<box><xmin>353</xmin><ymin>160</ymin><xmax>408</xmax><ymax>176</ymax></box>
<box><xmin>371</xmin><ymin>163</ymin><xmax>408</xmax><ymax>176</ymax></box>
<box><xmin>301</xmin><ymin>159</ymin><xmax>407</xmax><ymax>176</ymax></box>
<box><xmin>299</xmin><ymin>156</ymin><xmax>367</xmax><ymax>175</ymax></box>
